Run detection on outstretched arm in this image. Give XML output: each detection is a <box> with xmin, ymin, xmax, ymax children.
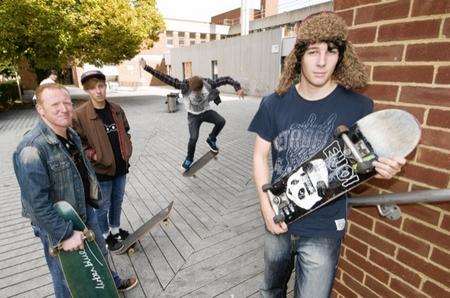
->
<box><xmin>207</xmin><ymin>76</ymin><xmax>245</xmax><ymax>99</ymax></box>
<box><xmin>140</xmin><ymin>58</ymin><xmax>188</xmax><ymax>91</ymax></box>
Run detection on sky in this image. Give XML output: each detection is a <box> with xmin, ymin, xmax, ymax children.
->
<box><xmin>156</xmin><ymin>0</ymin><xmax>330</xmax><ymax>22</ymax></box>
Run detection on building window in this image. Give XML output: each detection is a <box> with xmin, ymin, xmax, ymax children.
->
<box><xmin>189</xmin><ymin>32</ymin><xmax>196</xmax><ymax>39</ymax></box>
<box><xmin>166</xmin><ymin>31</ymin><xmax>173</xmax><ymax>37</ymax></box>
<box><xmin>201</xmin><ymin>40</ymin><xmax>206</xmax><ymax>43</ymax></box>
<box><xmin>211</xmin><ymin>60</ymin><xmax>218</xmax><ymax>80</ymax></box>
<box><xmin>179</xmin><ymin>38</ymin><xmax>185</xmax><ymax>46</ymax></box>
<box><xmin>200</xmin><ymin>33</ymin><xmax>206</xmax><ymax>39</ymax></box>
<box><xmin>190</xmin><ymin>40</ymin><xmax>195</xmax><ymax>45</ymax></box>
<box><xmin>210</xmin><ymin>34</ymin><xmax>216</xmax><ymax>40</ymax></box>
<box><xmin>166</xmin><ymin>39</ymin><xmax>173</xmax><ymax>46</ymax></box>
<box><xmin>182</xmin><ymin>62</ymin><xmax>192</xmax><ymax>80</ymax></box>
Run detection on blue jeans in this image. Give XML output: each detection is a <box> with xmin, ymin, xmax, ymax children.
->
<box><xmin>260</xmin><ymin>231</ymin><xmax>342</xmax><ymax>298</ymax></box>
<box><xmin>33</xmin><ymin>206</ymin><xmax>121</xmax><ymax>298</ymax></box>
<box><xmin>97</xmin><ymin>175</ymin><xmax>127</xmax><ymax>234</ymax></box>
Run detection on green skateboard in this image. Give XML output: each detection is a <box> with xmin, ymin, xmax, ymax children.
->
<box><xmin>49</xmin><ymin>201</ymin><xmax>119</xmax><ymax>298</ymax></box>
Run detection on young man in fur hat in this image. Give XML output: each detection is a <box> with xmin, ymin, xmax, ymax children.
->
<box><xmin>248</xmin><ymin>12</ymin><xmax>406</xmax><ymax>297</ymax></box>
<box><xmin>139</xmin><ymin>59</ymin><xmax>244</xmax><ymax>171</ymax></box>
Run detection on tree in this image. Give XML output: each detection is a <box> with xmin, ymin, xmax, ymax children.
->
<box><xmin>0</xmin><ymin>0</ymin><xmax>164</xmax><ymax>70</ymax></box>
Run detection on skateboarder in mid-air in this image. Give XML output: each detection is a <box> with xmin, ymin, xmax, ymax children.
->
<box><xmin>13</xmin><ymin>83</ymin><xmax>137</xmax><ymax>297</ymax></box>
<box><xmin>248</xmin><ymin>12</ymin><xmax>406</xmax><ymax>297</ymax></box>
<box><xmin>139</xmin><ymin>59</ymin><xmax>245</xmax><ymax>171</ymax></box>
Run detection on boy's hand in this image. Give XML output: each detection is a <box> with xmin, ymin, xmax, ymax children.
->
<box><xmin>139</xmin><ymin>58</ymin><xmax>147</xmax><ymax>68</ymax></box>
<box><xmin>373</xmin><ymin>157</ymin><xmax>406</xmax><ymax>179</ymax></box>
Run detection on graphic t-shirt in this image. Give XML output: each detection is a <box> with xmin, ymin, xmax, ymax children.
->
<box><xmin>248</xmin><ymin>84</ymin><xmax>373</xmax><ymax>237</ymax></box>
<box><xmin>95</xmin><ymin>102</ymin><xmax>128</xmax><ymax>181</ymax></box>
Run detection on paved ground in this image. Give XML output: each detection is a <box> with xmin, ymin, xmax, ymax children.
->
<box><xmin>0</xmin><ymin>90</ymin><xmax>293</xmax><ymax>297</ymax></box>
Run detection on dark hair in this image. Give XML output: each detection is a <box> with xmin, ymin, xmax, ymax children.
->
<box><xmin>49</xmin><ymin>69</ymin><xmax>58</xmax><ymax>76</ymax></box>
<box><xmin>188</xmin><ymin>76</ymin><xmax>203</xmax><ymax>92</ymax></box>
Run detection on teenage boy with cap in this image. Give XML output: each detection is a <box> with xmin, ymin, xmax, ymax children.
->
<box><xmin>72</xmin><ymin>70</ymin><xmax>133</xmax><ymax>252</ymax></box>
<box><xmin>249</xmin><ymin>12</ymin><xmax>405</xmax><ymax>297</ymax></box>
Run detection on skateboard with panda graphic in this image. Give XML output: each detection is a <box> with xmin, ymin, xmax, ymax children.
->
<box><xmin>262</xmin><ymin>109</ymin><xmax>421</xmax><ymax>225</ymax></box>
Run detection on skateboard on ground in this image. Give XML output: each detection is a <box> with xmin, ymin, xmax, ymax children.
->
<box><xmin>49</xmin><ymin>201</ymin><xmax>119</xmax><ymax>298</ymax></box>
<box><xmin>182</xmin><ymin>150</ymin><xmax>218</xmax><ymax>177</ymax></box>
<box><xmin>114</xmin><ymin>201</ymin><xmax>173</xmax><ymax>255</ymax></box>
<box><xmin>263</xmin><ymin>109</ymin><xmax>421</xmax><ymax>225</ymax></box>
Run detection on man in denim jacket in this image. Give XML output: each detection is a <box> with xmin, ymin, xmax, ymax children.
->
<box><xmin>13</xmin><ymin>83</ymin><xmax>137</xmax><ymax>297</ymax></box>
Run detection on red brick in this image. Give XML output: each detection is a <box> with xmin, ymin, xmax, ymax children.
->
<box><xmin>335</xmin><ymin>10</ymin><xmax>354</xmax><ymax>27</ymax></box>
<box><xmin>373</xmin><ymin>103</ymin><xmax>425</xmax><ymax>124</ymax></box>
<box><xmin>369</xmin><ymin>249</ymin><xmax>422</xmax><ymax>286</ymax></box>
<box><xmin>442</xmin><ymin>214</ymin><xmax>450</xmax><ymax>232</ymax></box>
<box><xmin>401</xmin><ymin>204</ymin><xmax>441</xmax><ymax>226</ymax></box>
<box><xmin>417</xmin><ymin>147</ymin><xmax>450</xmax><ymax>169</ymax></box>
<box><xmin>334</xmin><ymin>0</ymin><xmax>380</xmax><ymax>11</ymax></box>
<box><xmin>427</xmin><ymin>109</ymin><xmax>450</xmax><ymax>128</ymax></box>
<box><xmin>444</xmin><ymin>18</ymin><xmax>450</xmax><ymax>37</ymax></box>
<box><xmin>333</xmin><ymin>279</ymin><xmax>358</xmax><ymax>298</ymax></box>
<box><xmin>436</xmin><ymin>201</ymin><xmax>450</xmax><ymax>212</ymax></box>
<box><xmin>342</xmin><ymin>272</ymin><xmax>378</xmax><ymax>297</ymax></box>
<box><xmin>339</xmin><ymin>259</ymin><xmax>364</xmax><ymax>282</ymax></box>
<box><xmin>360</xmin><ymin>84</ymin><xmax>398</xmax><ymax>102</ymax></box>
<box><xmin>356</xmin><ymin>45</ymin><xmax>404</xmax><ymax>62</ymax></box>
<box><xmin>404</xmin><ymin>219</ymin><xmax>450</xmax><ymax>250</ymax></box>
<box><xmin>430</xmin><ymin>247</ymin><xmax>450</xmax><ymax>269</ymax></box>
<box><xmin>369</xmin><ymin>177</ymin><xmax>410</xmax><ymax>192</ymax></box>
<box><xmin>364</xmin><ymin>275</ymin><xmax>402</xmax><ymax>298</ymax></box>
<box><xmin>402</xmin><ymin>163</ymin><xmax>449</xmax><ymax>188</ymax></box>
<box><xmin>345</xmin><ymin>249</ymin><xmax>390</xmax><ymax>283</ymax></box>
<box><xmin>406</xmin><ymin>42</ymin><xmax>450</xmax><ymax>61</ymax></box>
<box><xmin>373</xmin><ymin>65</ymin><xmax>434</xmax><ymax>83</ymax></box>
<box><xmin>422</xmin><ymin>280</ymin><xmax>450</xmax><ymax>297</ymax></box>
<box><xmin>436</xmin><ymin>66</ymin><xmax>450</xmax><ymax>84</ymax></box>
<box><xmin>348</xmin><ymin>209</ymin><xmax>374</xmax><ymax>229</ymax></box>
<box><xmin>342</xmin><ymin>234</ymin><xmax>369</xmax><ymax>256</ymax></box>
<box><xmin>378</xmin><ymin>19</ymin><xmax>441</xmax><ymax>42</ymax></box>
<box><xmin>356</xmin><ymin>206</ymin><xmax>402</xmax><ymax>228</ymax></box>
<box><xmin>375</xmin><ymin>221</ymin><xmax>430</xmax><ymax>256</ymax></box>
<box><xmin>348</xmin><ymin>26</ymin><xmax>376</xmax><ymax>44</ymax></box>
<box><xmin>350</xmin><ymin>183</ymin><xmax>379</xmax><ymax>196</ymax></box>
<box><xmin>400</xmin><ymin>86</ymin><xmax>450</xmax><ymax>107</ymax></box>
<box><xmin>411</xmin><ymin>0</ymin><xmax>450</xmax><ymax>16</ymax></box>
<box><xmin>355</xmin><ymin>1</ymin><xmax>410</xmax><ymax>25</ymax></box>
<box><xmin>421</xmin><ymin>128</ymin><xmax>450</xmax><ymax>151</ymax></box>
<box><xmin>349</xmin><ymin>224</ymin><xmax>396</xmax><ymax>255</ymax></box>
<box><xmin>390</xmin><ymin>278</ymin><xmax>427</xmax><ymax>298</ymax></box>
<box><xmin>397</xmin><ymin>248</ymin><xmax>450</xmax><ymax>286</ymax></box>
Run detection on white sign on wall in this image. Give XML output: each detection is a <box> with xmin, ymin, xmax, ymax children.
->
<box><xmin>271</xmin><ymin>44</ymin><xmax>280</xmax><ymax>53</ymax></box>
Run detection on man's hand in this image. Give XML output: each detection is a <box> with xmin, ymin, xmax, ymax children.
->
<box><xmin>236</xmin><ymin>89</ymin><xmax>245</xmax><ymax>100</ymax></box>
<box><xmin>139</xmin><ymin>58</ymin><xmax>147</xmax><ymax>69</ymax></box>
<box><xmin>373</xmin><ymin>157</ymin><xmax>406</xmax><ymax>179</ymax></box>
<box><xmin>261</xmin><ymin>205</ymin><xmax>288</xmax><ymax>235</ymax></box>
<box><xmin>61</xmin><ymin>230</ymin><xmax>85</xmax><ymax>252</ymax></box>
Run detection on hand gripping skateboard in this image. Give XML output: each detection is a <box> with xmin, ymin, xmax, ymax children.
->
<box><xmin>262</xmin><ymin>109</ymin><xmax>421</xmax><ymax>225</ymax></box>
<box><xmin>49</xmin><ymin>201</ymin><xmax>119</xmax><ymax>298</ymax></box>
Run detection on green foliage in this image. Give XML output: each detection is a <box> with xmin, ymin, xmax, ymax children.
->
<box><xmin>0</xmin><ymin>0</ymin><xmax>164</xmax><ymax>69</ymax></box>
<box><xmin>0</xmin><ymin>81</ymin><xmax>19</xmax><ymax>102</ymax></box>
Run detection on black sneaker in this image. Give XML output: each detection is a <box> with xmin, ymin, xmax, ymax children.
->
<box><xmin>114</xmin><ymin>228</ymin><xmax>130</xmax><ymax>241</ymax></box>
<box><xmin>105</xmin><ymin>232</ymin><xmax>123</xmax><ymax>252</ymax></box>
<box><xmin>117</xmin><ymin>276</ymin><xmax>138</xmax><ymax>292</ymax></box>
<box><xmin>206</xmin><ymin>137</ymin><xmax>218</xmax><ymax>152</ymax></box>
<box><xmin>182</xmin><ymin>158</ymin><xmax>193</xmax><ymax>171</ymax></box>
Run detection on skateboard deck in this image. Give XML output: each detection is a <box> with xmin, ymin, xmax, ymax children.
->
<box><xmin>114</xmin><ymin>201</ymin><xmax>173</xmax><ymax>255</ymax></box>
<box><xmin>183</xmin><ymin>150</ymin><xmax>218</xmax><ymax>177</ymax></box>
<box><xmin>263</xmin><ymin>109</ymin><xmax>421</xmax><ymax>225</ymax></box>
<box><xmin>49</xmin><ymin>201</ymin><xmax>119</xmax><ymax>298</ymax></box>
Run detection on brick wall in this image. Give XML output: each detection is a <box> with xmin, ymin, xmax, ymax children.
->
<box><xmin>334</xmin><ymin>0</ymin><xmax>450</xmax><ymax>297</ymax></box>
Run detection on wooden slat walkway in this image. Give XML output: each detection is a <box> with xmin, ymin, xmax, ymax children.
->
<box><xmin>0</xmin><ymin>94</ymin><xmax>292</xmax><ymax>297</ymax></box>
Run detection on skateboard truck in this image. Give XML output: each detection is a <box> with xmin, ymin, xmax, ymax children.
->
<box><xmin>336</xmin><ymin>125</ymin><xmax>375</xmax><ymax>174</ymax></box>
<box><xmin>49</xmin><ymin>228</ymin><xmax>95</xmax><ymax>256</ymax></box>
<box><xmin>377</xmin><ymin>204</ymin><xmax>401</xmax><ymax>221</ymax></box>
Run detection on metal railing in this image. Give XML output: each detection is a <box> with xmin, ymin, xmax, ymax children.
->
<box><xmin>349</xmin><ymin>188</ymin><xmax>450</xmax><ymax>220</ymax></box>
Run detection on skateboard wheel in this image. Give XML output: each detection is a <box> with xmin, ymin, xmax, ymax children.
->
<box><xmin>303</xmin><ymin>162</ymin><xmax>314</xmax><ymax>173</ymax></box>
<box><xmin>127</xmin><ymin>248</ymin><xmax>135</xmax><ymax>255</ymax></box>
<box><xmin>262</xmin><ymin>183</ymin><xmax>272</xmax><ymax>192</ymax></box>
<box><xmin>335</xmin><ymin>125</ymin><xmax>349</xmax><ymax>137</ymax></box>
<box><xmin>273</xmin><ymin>213</ymin><xmax>285</xmax><ymax>223</ymax></box>
<box><xmin>316</xmin><ymin>181</ymin><xmax>327</xmax><ymax>198</ymax></box>
<box><xmin>49</xmin><ymin>247</ymin><xmax>59</xmax><ymax>256</ymax></box>
<box><xmin>84</xmin><ymin>230</ymin><xmax>95</xmax><ymax>241</ymax></box>
<box><xmin>355</xmin><ymin>161</ymin><xmax>374</xmax><ymax>174</ymax></box>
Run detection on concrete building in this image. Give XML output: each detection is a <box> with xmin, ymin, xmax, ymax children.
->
<box><xmin>169</xmin><ymin>1</ymin><xmax>332</xmax><ymax>96</ymax></box>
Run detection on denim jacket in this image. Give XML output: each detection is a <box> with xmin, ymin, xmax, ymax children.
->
<box><xmin>13</xmin><ymin>119</ymin><xmax>100</xmax><ymax>245</ymax></box>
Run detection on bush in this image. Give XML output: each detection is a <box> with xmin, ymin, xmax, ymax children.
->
<box><xmin>0</xmin><ymin>80</ymin><xmax>20</xmax><ymax>102</ymax></box>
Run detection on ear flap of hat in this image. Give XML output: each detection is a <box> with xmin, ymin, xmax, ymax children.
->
<box><xmin>333</xmin><ymin>42</ymin><xmax>368</xmax><ymax>89</ymax></box>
